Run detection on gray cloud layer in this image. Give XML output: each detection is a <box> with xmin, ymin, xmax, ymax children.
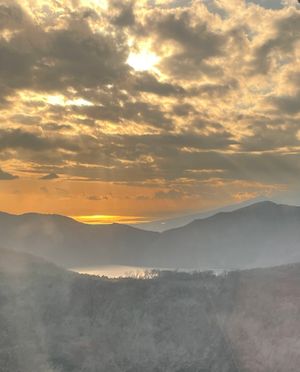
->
<box><xmin>0</xmin><ymin>0</ymin><xmax>299</xmax><ymax>201</ymax></box>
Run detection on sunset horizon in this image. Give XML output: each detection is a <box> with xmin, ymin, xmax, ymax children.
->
<box><xmin>1</xmin><ymin>0</ymin><xmax>299</xmax><ymax>222</ymax></box>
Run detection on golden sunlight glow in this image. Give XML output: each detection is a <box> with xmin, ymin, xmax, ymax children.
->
<box><xmin>81</xmin><ymin>0</ymin><xmax>108</xmax><ymax>10</ymax></box>
<box><xmin>66</xmin><ymin>98</ymin><xmax>93</xmax><ymax>106</ymax></box>
<box><xmin>127</xmin><ymin>51</ymin><xmax>160</xmax><ymax>72</ymax></box>
<box><xmin>46</xmin><ymin>95</ymin><xmax>93</xmax><ymax>106</ymax></box>
<box><xmin>47</xmin><ymin>95</ymin><xmax>65</xmax><ymax>105</ymax></box>
<box><xmin>72</xmin><ymin>215</ymin><xmax>149</xmax><ymax>225</ymax></box>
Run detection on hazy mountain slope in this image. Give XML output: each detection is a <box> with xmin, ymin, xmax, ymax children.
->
<box><xmin>146</xmin><ymin>201</ymin><xmax>300</xmax><ymax>269</ymax></box>
<box><xmin>1</xmin><ymin>201</ymin><xmax>300</xmax><ymax>270</ymax></box>
<box><xmin>0</xmin><ymin>212</ymin><xmax>158</xmax><ymax>268</ymax></box>
<box><xmin>133</xmin><ymin>197</ymin><xmax>267</xmax><ymax>232</ymax></box>
<box><xmin>0</xmin><ymin>249</ymin><xmax>299</xmax><ymax>372</ymax></box>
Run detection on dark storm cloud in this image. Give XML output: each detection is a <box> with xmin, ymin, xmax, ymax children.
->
<box><xmin>0</xmin><ymin>168</ymin><xmax>18</xmax><ymax>180</ymax></box>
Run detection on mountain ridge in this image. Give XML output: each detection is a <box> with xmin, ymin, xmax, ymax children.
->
<box><xmin>1</xmin><ymin>200</ymin><xmax>300</xmax><ymax>270</ymax></box>
<box><xmin>131</xmin><ymin>197</ymin><xmax>271</xmax><ymax>231</ymax></box>
<box><xmin>144</xmin><ymin>200</ymin><xmax>300</xmax><ymax>269</ymax></box>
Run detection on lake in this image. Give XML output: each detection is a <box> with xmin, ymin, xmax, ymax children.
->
<box><xmin>71</xmin><ymin>265</ymin><xmax>226</xmax><ymax>278</ymax></box>
<box><xmin>71</xmin><ymin>265</ymin><xmax>155</xmax><ymax>278</ymax></box>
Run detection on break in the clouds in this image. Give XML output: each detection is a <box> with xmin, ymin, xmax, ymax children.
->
<box><xmin>0</xmin><ymin>0</ymin><xmax>299</xmax><ymax>217</ymax></box>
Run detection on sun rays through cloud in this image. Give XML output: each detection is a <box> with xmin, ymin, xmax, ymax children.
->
<box><xmin>0</xmin><ymin>0</ymin><xmax>299</xmax><ymax>219</ymax></box>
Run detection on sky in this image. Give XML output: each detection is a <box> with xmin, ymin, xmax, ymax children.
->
<box><xmin>0</xmin><ymin>0</ymin><xmax>299</xmax><ymax>223</ymax></box>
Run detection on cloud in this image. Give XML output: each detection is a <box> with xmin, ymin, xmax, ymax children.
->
<box><xmin>245</xmin><ymin>0</ymin><xmax>285</xmax><ymax>9</ymax></box>
<box><xmin>0</xmin><ymin>168</ymin><xmax>18</xmax><ymax>180</ymax></box>
<box><xmin>110</xmin><ymin>1</ymin><xmax>136</xmax><ymax>27</ymax></box>
<box><xmin>250</xmin><ymin>11</ymin><xmax>300</xmax><ymax>74</ymax></box>
<box><xmin>1</xmin><ymin>0</ymin><xmax>300</xmax><ymax>211</ymax></box>
<box><xmin>0</xmin><ymin>128</ymin><xmax>79</xmax><ymax>152</ymax></box>
<box><xmin>39</xmin><ymin>173</ymin><xmax>59</xmax><ymax>180</ymax></box>
<box><xmin>148</xmin><ymin>11</ymin><xmax>226</xmax><ymax>78</ymax></box>
<box><xmin>0</xmin><ymin>1</ymin><xmax>130</xmax><ymax>104</ymax></box>
<box><xmin>154</xmin><ymin>189</ymin><xmax>182</xmax><ymax>199</ymax></box>
<box><xmin>43</xmin><ymin>123</ymin><xmax>72</xmax><ymax>131</ymax></box>
<box><xmin>132</xmin><ymin>72</ymin><xmax>185</xmax><ymax>96</ymax></box>
<box><xmin>0</xmin><ymin>1</ymin><xmax>32</xmax><ymax>32</ymax></box>
<box><xmin>269</xmin><ymin>91</ymin><xmax>300</xmax><ymax>115</ymax></box>
<box><xmin>87</xmin><ymin>195</ymin><xmax>109</xmax><ymax>201</ymax></box>
<box><xmin>10</xmin><ymin>114</ymin><xmax>41</xmax><ymax>125</ymax></box>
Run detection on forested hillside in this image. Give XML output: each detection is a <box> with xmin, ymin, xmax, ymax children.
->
<box><xmin>0</xmin><ymin>249</ymin><xmax>299</xmax><ymax>372</ymax></box>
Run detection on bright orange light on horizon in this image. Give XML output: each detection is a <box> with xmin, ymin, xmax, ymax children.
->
<box><xmin>72</xmin><ymin>214</ymin><xmax>150</xmax><ymax>225</ymax></box>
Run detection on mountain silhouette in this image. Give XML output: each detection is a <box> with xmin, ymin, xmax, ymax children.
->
<box><xmin>1</xmin><ymin>201</ymin><xmax>300</xmax><ymax>270</ymax></box>
<box><xmin>145</xmin><ymin>201</ymin><xmax>300</xmax><ymax>269</ymax></box>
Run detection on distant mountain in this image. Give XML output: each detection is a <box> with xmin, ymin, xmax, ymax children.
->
<box><xmin>1</xmin><ymin>201</ymin><xmax>300</xmax><ymax>270</ymax></box>
<box><xmin>132</xmin><ymin>197</ymin><xmax>268</xmax><ymax>232</ymax></box>
<box><xmin>0</xmin><ymin>248</ymin><xmax>300</xmax><ymax>372</ymax></box>
<box><xmin>0</xmin><ymin>212</ymin><xmax>158</xmax><ymax>268</ymax></box>
<box><xmin>145</xmin><ymin>201</ymin><xmax>300</xmax><ymax>270</ymax></box>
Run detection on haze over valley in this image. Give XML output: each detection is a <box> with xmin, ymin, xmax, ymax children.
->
<box><xmin>1</xmin><ymin>201</ymin><xmax>300</xmax><ymax>273</ymax></box>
